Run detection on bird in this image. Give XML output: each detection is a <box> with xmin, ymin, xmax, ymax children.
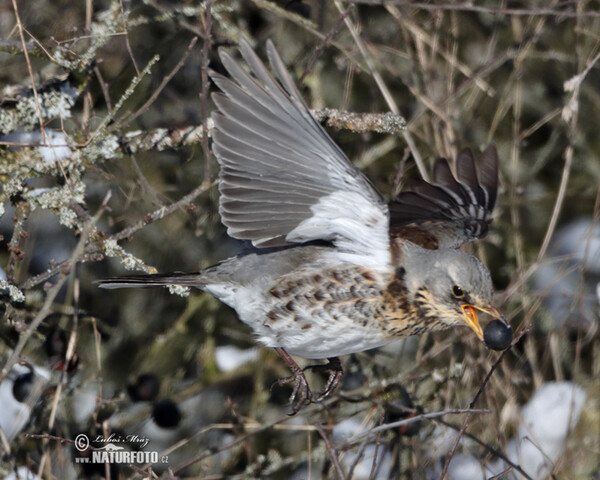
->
<box><xmin>97</xmin><ymin>39</ymin><xmax>512</xmax><ymax>413</ymax></box>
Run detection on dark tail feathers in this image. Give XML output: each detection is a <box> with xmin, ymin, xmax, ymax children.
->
<box><xmin>95</xmin><ymin>272</ymin><xmax>204</xmax><ymax>289</ymax></box>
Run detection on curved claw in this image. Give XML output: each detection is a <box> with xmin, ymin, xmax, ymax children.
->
<box><xmin>276</xmin><ymin>371</ymin><xmax>312</xmax><ymax>415</ymax></box>
<box><xmin>273</xmin><ymin>347</ymin><xmax>313</xmax><ymax>415</ymax></box>
<box><xmin>304</xmin><ymin>357</ymin><xmax>344</xmax><ymax>402</ymax></box>
<box><xmin>273</xmin><ymin>349</ymin><xmax>344</xmax><ymax>414</ymax></box>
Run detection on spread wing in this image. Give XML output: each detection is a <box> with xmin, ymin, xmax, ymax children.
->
<box><xmin>389</xmin><ymin>145</ymin><xmax>498</xmax><ymax>249</ymax></box>
<box><xmin>210</xmin><ymin>39</ymin><xmax>390</xmax><ymax>265</ymax></box>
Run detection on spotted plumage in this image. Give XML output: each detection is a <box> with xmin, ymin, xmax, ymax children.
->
<box><xmin>97</xmin><ymin>39</ymin><xmax>512</xmax><ymax>413</ymax></box>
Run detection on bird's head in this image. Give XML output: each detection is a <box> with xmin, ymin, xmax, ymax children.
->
<box><xmin>403</xmin><ymin>246</ymin><xmax>511</xmax><ymax>349</ymax></box>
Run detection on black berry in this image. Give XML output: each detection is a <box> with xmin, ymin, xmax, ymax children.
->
<box><xmin>484</xmin><ymin>320</ymin><xmax>513</xmax><ymax>350</ymax></box>
<box><xmin>152</xmin><ymin>399</ymin><xmax>181</xmax><ymax>429</ymax></box>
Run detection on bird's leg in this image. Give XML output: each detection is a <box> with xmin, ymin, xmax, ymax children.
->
<box><xmin>273</xmin><ymin>347</ymin><xmax>312</xmax><ymax>414</ymax></box>
<box><xmin>303</xmin><ymin>357</ymin><xmax>343</xmax><ymax>402</ymax></box>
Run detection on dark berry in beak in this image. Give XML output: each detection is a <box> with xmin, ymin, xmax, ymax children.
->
<box><xmin>484</xmin><ymin>319</ymin><xmax>512</xmax><ymax>350</ymax></box>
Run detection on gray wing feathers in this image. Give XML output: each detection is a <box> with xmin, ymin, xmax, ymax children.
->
<box><xmin>210</xmin><ymin>39</ymin><xmax>387</xmax><ymax>250</ymax></box>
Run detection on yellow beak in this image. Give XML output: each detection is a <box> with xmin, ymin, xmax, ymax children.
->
<box><xmin>461</xmin><ymin>304</ymin><xmax>504</xmax><ymax>341</ymax></box>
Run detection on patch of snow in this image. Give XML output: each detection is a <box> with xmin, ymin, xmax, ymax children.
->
<box><xmin>495</xmin><ymin>381</ymin><xmax>586</xmax><ymax>479</ymax></box>
<box><xmin>332</xmin><ymin>418</ymin><xmax>392</xmax><ymax>479</ymax></box>
<box><xmin>214</xmin><ymin>346</ymin><xmax>258</xmax><ymax>372</ymax></box>
<box><xmin>4</xmin><ymin>466</ymin><xmax>40</xmax><ymax>480</ymax></box>
<box><xmin>1</xmin><ymin>129</ymin><xmax>71</xmax><ymax>164</ymax></box>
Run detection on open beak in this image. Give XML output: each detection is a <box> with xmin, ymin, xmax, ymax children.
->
<box><xmin>461</xmin><ymin>304</ymin><xmax>504</xmax><ymax>341</ymax></box>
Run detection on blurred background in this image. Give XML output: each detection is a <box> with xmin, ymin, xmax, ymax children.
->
<box><xmin>0</xmin><ymin>1</ymin><xmax>598</xmax><ymax>478</ymax></box>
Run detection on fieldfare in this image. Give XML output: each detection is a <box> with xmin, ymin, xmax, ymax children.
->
<box><xmin>98</xmin><ymin>39</ymin><xmax>512</xmax><ymax>413</ymax></box>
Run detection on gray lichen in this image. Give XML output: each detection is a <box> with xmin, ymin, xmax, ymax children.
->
<box><xmin>0</xmin><ymin>280</ymin><xmax>25</xmax><ymax>303</ymax></box>
<box><xmin>0</xmin><ymin>88</ymin><xmax>78</xmax><ymax>135</ymax></box>
<box><xmin>102</xmin><ymin>238</ymin><xmax>158</xmax><ymax>273</ymax></box>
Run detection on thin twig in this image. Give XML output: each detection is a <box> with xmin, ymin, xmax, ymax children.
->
<box><xmin>440</xmin><ymin>327</ymin><xmax>530</xmax><ymax>479</ymax></box>
<box><xmin>341</xmin><ymin>408</ymin><xmax>489</xmax><ymax>448</ymax></box>
<box><xmin>298</xmin><ymin>7</ymin><xmax>349</xmax><ymax>84</ymax></box>
<box><xmin>87</xmin><ymin>54</ymin><xmax>160</xmax><ymax>145</ymax></box>
<box><xmin>316</xmin><ymin>423</ymin><xmax>346</xmax><ymax>480</ymax></box>
<box><xmin>435</xmin><ymin>418</ymin><xmax>533</xmax><ymax>480</ymax></box>
<box><xmin>346</xmin><ymin>431</ymin><xmax>374</xmax><ymax>479</ymax></box>
<box><xmin>0</xmin><ymin>192</ymin><xmax>111</xmax><ymax>383</ymax></box>
<box><xmin>10</xmin><ymin>0</ymin><xmax>46</xmax><ymax>143</ymax></box>
<box><xmin>333</xmin><ymin>0</ymin><xmax>427</xmax><ymax>180</ymax></box>
<box><xmin>250</xmin><ymin>0</ymin><xmax>356</xmax><ymax>62</ymax></box>
<box><xmin>118</xmin><ymin>0</ymin><xmax>140</xmax><ymax>75</ymax></box>
<box><xmin>94</xmin><ymin>64</ymin><xmax>113</xmax><ymax>113</ymax></box>
<box><xmin>171</xmin><ymin>411</ymin><xmax>330</xmax><ymax>473</ymax></box>
<box><xmin>537</xmin><ymin>51</ymin><xmax>600</xmax><ymax>261</ymax></box>
<box><xmin>336</xmin><ymin>1</ymin><xmax>600</xmax><ymax>17</ymax></box>
<box><xmin>118</xmin><ymin>36</ymin><xmax>199</xmax><ymax>128</ymax></box>
<box><xmin>0</xmin><ymin>39</ymin><xmax>77</xmax><ymax>61</ymax></box>
<box><xmin>200</xmin><ymin>2</ymin><xmax>213</xmax><ymax>182</ymax></box>
<box><xmin>110</xmin><ymin>180</ymin><xmax>214</xmax><ymax>242</ymax></box>
<box><xmin>536</xmin><ymin>145</ymin><xmax>573</xmax><ymax>261</ymax></box>
<box><xmin>368</xmin><ymin>417</ymin><xmax>384</xmax><ymax>479</ymax></box>
<box><xmin>25</xmin><ymin>433</ymin><xmax>75</xmax><ymax>445</ymax></box>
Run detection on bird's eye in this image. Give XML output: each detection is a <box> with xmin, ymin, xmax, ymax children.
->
<box><xmin>452</xmin><ymin>285</ymin><xmax>465</xmax><ymax>298</ymax></box>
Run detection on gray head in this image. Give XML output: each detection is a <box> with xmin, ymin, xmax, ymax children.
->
<box><xmin>401</xmin><ymin>243</ymin><xmax>504</xmax><ymax>339</ymax></box>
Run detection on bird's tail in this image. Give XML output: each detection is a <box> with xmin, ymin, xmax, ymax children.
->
<box><xmin>95</xmin><ymin>272</ymin><xmax>204</xmax><ymax>289</ymax></box>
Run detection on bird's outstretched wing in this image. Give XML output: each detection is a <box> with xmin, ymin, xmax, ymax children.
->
<box><xmin>210</xmin><ymin>39</ymin><xmax>390</xmax><ymax>265</ymax></box>
<box><xmin>389</xmin><ymin>145</ymin><xmax>498</xmax><ymax>250</ymax></box>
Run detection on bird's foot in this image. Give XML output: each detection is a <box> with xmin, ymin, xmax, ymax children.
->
<box><xmin>303</xmin><ymin>357</ymin><xmax>343</xmax><ymax>402</ymax></box>
<box><xmin>274</xmin><ymin>348</ymin><xmax>312</xmax><ymax>415</ymax></box>
<box><xmin>276</xmin><ymin>369</ymin><xmax>312</xmax><ymax>414</ymax></box>
<box><xmin>273</xmin><ymin>349</ymin><xmax>343</xmax><ymax>414</ymax></box>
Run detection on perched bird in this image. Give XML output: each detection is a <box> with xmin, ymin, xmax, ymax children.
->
<box><xmin>97</xmin><ymin>39</ymin><xmax>512</xmax><ymax>413</ymax></box>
